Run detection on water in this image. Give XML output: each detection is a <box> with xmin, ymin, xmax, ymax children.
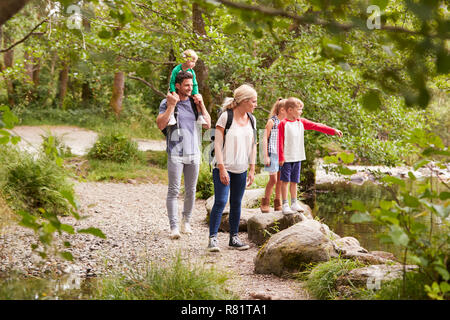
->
<box><xmin>0</xmin><ymin>272</ymin><xmax>98</xmax><ymax>300</ymax></box>
<box><xmin>309</xmin><ymin>179</ymin><xmax>446</xmax><ymax>259</ymax></box>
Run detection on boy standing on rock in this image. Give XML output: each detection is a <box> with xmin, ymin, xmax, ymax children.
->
<box><xmin>278</xmin><ymin>97</ymin><xmax>342</xmax><ymax>215</ymax></box>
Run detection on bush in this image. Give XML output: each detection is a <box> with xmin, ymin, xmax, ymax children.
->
<box><xmin>0</xmin><ymin>146</ymin><xmax>75</xmax><ymax>216</ymax></box>
<box><xmin>96</xmin><ymin>254</ymin><xmax>238</xmax><ymax>300</ymax></box>
<box><xmin>196</xmin><ymin>162</ymin><xmax>214</xmax><ymax>199</ymax></box>
<box><xmin>88</xmin><ymin>132</ymin><xmax>140</xmax><ymax>163</ymax></box>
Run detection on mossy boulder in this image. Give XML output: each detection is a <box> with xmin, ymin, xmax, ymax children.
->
<box><xmin>254</xmin><ymin>219</ymin><xmax>338</xmax><ymax>276</ymax></box>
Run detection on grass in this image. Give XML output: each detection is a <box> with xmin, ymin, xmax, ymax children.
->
<box><xmin>0</xmin><ymin>145</ymin><xmax>75</xmax><ymax>216</ymax></box>
<box><xmin>17</xmin><ymin>105</ymin><xmax>164</xmax><ymax>141</ymax></box>
<box><xmin>298</xmin><ymin>258</ymin><xmax>365</xmax><ymax>300</ymax></box>
<box><xmin>0</xmin><ymin>194</ymin><xmax>16</xmax><ymax>234</ymax></box>
<box><xmin>67</xmin><ymin>150</ymin><xmax>168</xmax><ymax>184</ymax></box>
<box><xmin>95</xmin><ymin>254</ymin><xmax>239</xmax><ymax>300</ymax></box>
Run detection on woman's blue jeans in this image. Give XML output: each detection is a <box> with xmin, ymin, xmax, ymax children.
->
<box><xmin>209</xmin><ymin>168</ymin><xmax>247</xmax><ymax>237</ymax></box>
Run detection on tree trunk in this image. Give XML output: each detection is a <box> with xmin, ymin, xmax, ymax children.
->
<box><xmin>110</xmin><ymin>71</ymin><xmax>125</xmax><ymax>118</ymax></box>
<box><xmin>24</xmin><ymin>50</ymin><xmax>34</xmax><ymax>82</ymax></box>
<box><xmin>57</xmin><ymin>61</ymin><xmax>69</xmax><ymax>108</ymax></box>
<box><xmin>192</xmin><ymin>3</ymin><xmax>213</xmax><ymax>113</ymax></box>
<box><xmin>2</xmin><ymin>30</ymin><xmax>15</xmax><ymax>106</ymax></box>
<box><xmin>82</xmin><ymin>81</ymin><xmax>93</xmax><ymax>103</ymax></box>
<box><xmin>33</xmin><ymin>56</ymin><xmax>41</xmax><ymax>87</ymax></box>
<box><xmin>0</xmin><ymin>0</ymin><xmax>30</xmax><ymax>27</ymax></box>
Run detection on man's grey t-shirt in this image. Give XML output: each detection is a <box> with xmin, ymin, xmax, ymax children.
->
<box><xmin>159</xmin><ymin>98</ymin><xmax>200</xmax><ymax>162</ymax></box>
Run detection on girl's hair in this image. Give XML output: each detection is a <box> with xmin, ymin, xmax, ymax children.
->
<box><xmin>182</xmin><ymin>49</ymin><xmax>198</xmax><ymax>62</ymax></box>
<box><xmin>269</xmin><ymin>98</ymin><xmax>286</xmax><ymax>118</ymax></box>
<box><xmin>284</xmin><ymin>97</ymin><xmax>304</xmax><ymax>110</ymax></box>
<box><xmin>222</xmin><ymin>84</ymin><xmax>257</xmax><ymax>111</ymax></box>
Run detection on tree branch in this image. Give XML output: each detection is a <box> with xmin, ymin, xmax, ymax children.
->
<box><xmin>118</xmin><ymin>53</ymin><xmax>175</xmax><ymax>65</ymax></box>
<box><xmin>215</xmin><ymin>0</ymin><xmax>425</xmax><ymax>36</ymax></box>
<box><xmin>0</xmin><ymin>18</ymin><xmax>48</xmax><ymax>53</ymax></box>
<box><xmin>127</xmin><ymin>74</ymin><xmax>165</xmax><ymax>98</ymax></box>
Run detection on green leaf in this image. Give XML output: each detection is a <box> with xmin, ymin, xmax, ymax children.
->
<box><xmin>350</xmin><ymin>212</ymin><xmax>373</xmax><ymax>223</ymax></box>
<box><xmin>98</xmin><ymin>29</ymin><xmax>112</xmax><ymax>39</ymax></box>
<box><xmin>413</xmin><ymin>159</ymin><xmax>430</xmax><ymax>171</ymax></box>
<box><xmin>59</xmin><ymin>190</ymin><xmax>78</xmax><ymax>210</ymax></box>
<box><xmin>323</xmin><ymin>155</ymin><xmax>338</xmax><ymax>164</ymax></box>
<box><xmin>224</xmin><ymin>22</ymin><xmax>242</xmax><ymax>34</ymax></box>
<box><xmin>347</xmin><ymin>200</ymin><xmax>367</xmax><ymax>212</ymax></box>
<box><xmin>336</xmin><ymin>165</ymin><xmax>357</xmax><ymax>175</ymax></box>
<box><xmin>402</xmin><ymin>193</ymin><xmax>420</xmax><ymax>208</ymax></box>
<box><xmin>60</xmin><ymin>224</ymin><xmax>75</xmax><ymax>234</ymax></box>
<box><xmin>361</xmin><ymin>89</ymin><xmax>382</xmax><ymax>111</ymax></box>
<box><xmin>381</xmin><ymin>176</ymin><xmax>406</xmax><ymax>188</ymax></box>
<box><xmin>439</xmin><ymin>191</ymin><xmax>450</xmax><ymax>201</ymax></box>
<box><xmin>78</xmin><ymin>227</ymin><xmax>106</xmax><ymax>239</ymax></box>
<box><xmin>338</xmin><ymin>152</ymin><xmax>354</xmax><ymax>164</ymax></box>
<box><xmin>389</xmin><ymin>225</ymin><xmax>409</xmax><ymax>246</ymax></box>
<box><xmin>60</xmin><ymin>251</ymin><xmax>74</xmax><ymax>261</ymax></box>
<box><xmin>380</xmin><ymin>200</ymin><xmax>394</xmax><ymax>210</ymax></box>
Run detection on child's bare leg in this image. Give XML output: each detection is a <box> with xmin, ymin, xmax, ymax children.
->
<box><xmin>275</xmin><ymin>171</ymin><xmax>282</xmax><ymax>200</ymax></box>
<box><xmin>264</xmin><ymin>173</ymin><xmax>277</xmax><ymax>199</ymax></box>
<box><xmin>289</xmin><ymin>182</ymin><xmax>297</xmax><ymax>204</ymax></box>
<box><xmin>281</xmin><ymin>181</ymin><xmax>289</xmax><ymax>202</ymax></box>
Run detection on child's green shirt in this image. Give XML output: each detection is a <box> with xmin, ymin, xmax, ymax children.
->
<box><xmin>169</xmin><ymin>64</ymin><xmax>199</xmax><ymax>95</ymax></box>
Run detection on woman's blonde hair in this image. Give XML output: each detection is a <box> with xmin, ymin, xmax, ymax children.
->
<box><xmin>269</xmin><ymin>98</ymin><xmax>286</xmax><ymax>118</ymax></box>
<box><xmin>222</xmin><ymin>84</ymin><xmax>257</xmax><ymax>111</ymax></box>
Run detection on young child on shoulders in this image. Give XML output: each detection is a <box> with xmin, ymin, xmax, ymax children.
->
<box><xmin>260</xmin><ymin>98</ymin><xmax>287</xmax><ymax>213</ymax></box>
<box><xmin>278</xmin><ymin>97</ymin><xmax>343</xmax><ymax>216</ymax></box>
<box><xmin>167</xmin><ymin>49</ymin><xmax>207</xmax><ymax>126</ymax></box>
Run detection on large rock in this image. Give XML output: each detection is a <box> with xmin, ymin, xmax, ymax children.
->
<box><xmin>254</xmin><ymin>219</ymin><xmax>338</xmax><ymax>276</ymax></box>
<box><xmin>332</xmin><ymin>237</ymin><xmax>396</xmax><ymax>265</ymax></box>
<box><xmin>336</xmin><ymin>264</ymin><xmax>419</xmax><ymax>289</ymax></box>
<box><xmin>248</xmin><ymin>211</ymin><xmax>309</xmax><ymax>246</ymax></box>
<box><xmin>205</xmin><ymin>188</ymin><xmax>266</xmax><ymax>232</ymax></box>
<box><xmin>218</xmin><ymin>208</ymin><xmax>259</xmax><ymax>232</ymax></box>
<box><xmin>205</xmin><ymin>188</ymin><xmax>266</xmax><ymax>215</ymax></box>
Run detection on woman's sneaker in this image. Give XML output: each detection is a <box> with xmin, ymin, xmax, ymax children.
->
<box><xmin>208</xmin><ymin>236</ymin><xmax>220</xmax><ymax>252</ymax></box>
<box><xmin>229</xmin><ymin>234</ymin><xmax>250</xmax><ymax>250</ymax></box>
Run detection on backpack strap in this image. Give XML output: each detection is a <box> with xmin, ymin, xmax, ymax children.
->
<box><xmin>247</xmin><ymin>112</ymin><xmax>257</xmax><ymax>145</ymax></box>
<box><xmin>224</xmin><ymin>109</ymin><xmax>234</xmax><ymax>140</ymax></box>
<box><xmin>188</xmin><ymin>96</ymin><xmax>199</xmax><ymax>120</ymax></box>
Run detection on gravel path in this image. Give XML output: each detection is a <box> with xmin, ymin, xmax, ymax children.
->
<box><xmin>0</xmin><ymin>181</ymin><xmax>310</xmax><ymax>300</ymax></box>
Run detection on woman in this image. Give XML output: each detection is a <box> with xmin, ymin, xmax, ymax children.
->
<box><xmin>208</xmin><ymin>84</ymin><xmax>257</xmax><ymax>252</ymax></box>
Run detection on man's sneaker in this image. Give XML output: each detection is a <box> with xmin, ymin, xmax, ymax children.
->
<box><xmin>208</xmin><ymin>236</ymin><xmax>220</xmax><ymax>252</ymax></box>
<box><xmin>197</xmin><ymin>114</ymin><xmax>207</xmax><ymax>125</ymax></box>
<box><xmin>170</xmin><ymin>228</ymin><xmax>181</xmax><ymax>240</ymax></box>
<box><xmin>229</xmin><ymin>234</ymin><xmax>250</xmax><ymax>250</ymax></box>
<box><xmin>181</xmin><ymin>219</ymin><xmax>192</xmax><ymax>234</ymax></box>
<box><xmin>282</xmin><ymin>203</ymin><xmax>296</xmax><ymax>215</ymax></box>
<box><xmin>168</xmin><ymin>113</ymin><xmax>177</xmax><ymax>126</ymax></box>
<box><xmin>290</xmin><ymin>201</ymin><xmax>304</xmax><ymax>212</ymax></box>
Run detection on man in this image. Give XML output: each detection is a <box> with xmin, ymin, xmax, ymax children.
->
<box><xmin>157</xmin><ymin>71</ymin><xmax>211</xmax><ymax>239</ymax></box>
